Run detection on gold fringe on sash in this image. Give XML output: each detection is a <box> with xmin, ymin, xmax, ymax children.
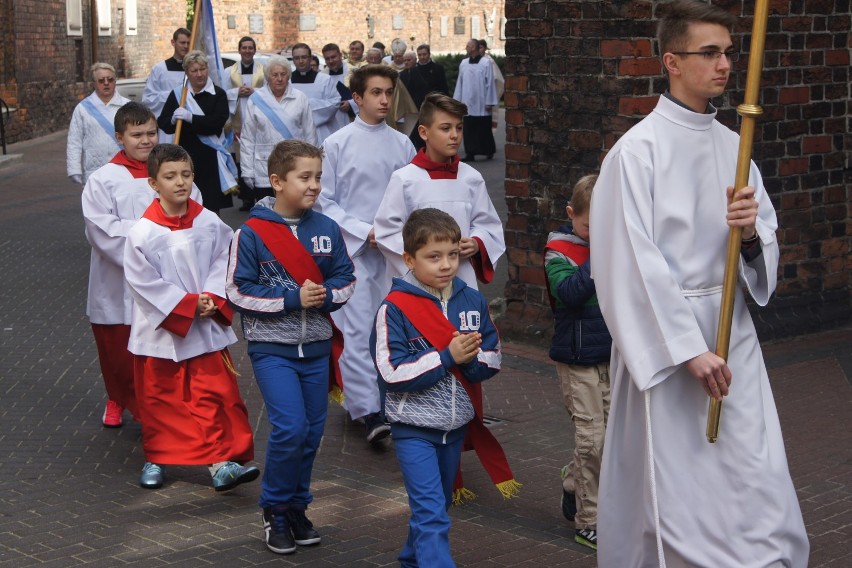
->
<box><xmin>328</xmin><ymin>385</ymin><xmax>344</xmax><ymax>406</ymax></box>
<box><xmin>452</xmin><ymin>487</ymin><xmax>477</xmax><ymax>506</ymax></box>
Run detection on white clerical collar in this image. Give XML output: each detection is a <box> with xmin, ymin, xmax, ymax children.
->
<box><xmin>353</xmin><ymin>115</ymin><xmax>386</xmax><ymax>132</ymax></box>
<box><xmin>654</xmin><ymin>94</ymin><xmax>717</xmax><ymax>131</ymax></box>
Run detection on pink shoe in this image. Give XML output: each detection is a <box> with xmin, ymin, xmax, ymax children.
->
<box><xmin>102</xmin><ymin>400</ymin><xmax>124</xmax><ymax>428</ymax></box>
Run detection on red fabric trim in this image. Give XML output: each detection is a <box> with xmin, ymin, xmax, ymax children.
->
<box><xmin>245</xmin><ymin>217</ymin><xmax>344</xmax><ymax>394</ymax></box>
<box><xmin>543</xmin><ymin>240</ymin><xmax>591</xmax><ymax>310</ymax></box>
<box><xmin>90</xmin><ymin>323</ymin><xmax>138</xmax><ymax>419</ymax></box>
<box><xmin>110</xmin><ymin>151</ymin><xmax>149</xmax><ymax>179</ymax></box>
<box><xmin>141</xmin><ymin>199</ymin><xmax>204</xmax><ymax>231</ymax></box>
<box><xmin>411</xmin><ymin>147</ymin><xmax>460</xmax><ymax>180</ymax></box>
<box><xmin>206</xmin><ymin>293</ymin><xmax>233</xmax><ymax>326</ymax></box>
<box><xmin>469</xmin><ymin>236</ymin><xmax>494</xmax><ymax>284</ymax></box>
<box><xmin>385</xmin><ymin>290</ymin><xmax>515</xmax><ymax>487</ymax></box>
<box><xmin>159</xmin><ymin>293</ymin><xmax>198</xmax><ymax>337</ymax></box>
<box><xmin>134</xmin><ymin>349</ymin><xmax>254</xmax><ymax>464</ymax></box>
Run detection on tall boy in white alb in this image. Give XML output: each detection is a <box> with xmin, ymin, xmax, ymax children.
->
<box><xmin>590</xmin><ymin>2</ymin><xmax>809</xmax><ymax>567</ymax></box>
<box><xmin>315</xmin><ymin>65</ymin><xmax>415</xmax><ymax>436</ymax></box>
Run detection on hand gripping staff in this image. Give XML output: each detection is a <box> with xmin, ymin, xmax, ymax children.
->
<box><xmin>707</xmin><ymin>0</ymin><xmax>770</xmax><ymax>443</ymax></box>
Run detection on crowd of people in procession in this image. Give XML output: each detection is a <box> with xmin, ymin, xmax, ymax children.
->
<box><xmin>64</xmin><ymin>1</ymin><xmax>809</xmax><ymax>566</ymax></box>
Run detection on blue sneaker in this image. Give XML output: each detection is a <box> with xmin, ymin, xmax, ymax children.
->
<box><xmin>212</xmin><ymin>461</ymin><xmax>260</xmax><ymax>492</ymax></box>
<box><xmin>139</xmin><ymin>462</ymin><xmax>165</xmax><ymax>489</ymax></box>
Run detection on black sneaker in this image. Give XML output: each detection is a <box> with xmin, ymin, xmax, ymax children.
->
<box><xmin>364</xmin><ymin>413</ymin><xmax>391</xmax><ymax>444</ymax></box>
<box><xmin>285</xmin><ymin>509</ymin><xmax>321</xmax><ymax>546</ymax></box>
<box><xmin>262</xmin><ymin>506</ymin><xmax>296</xmax><ymax>554</ymax></box>
<box><xmin>561</xmin><ymin>489</ymin><xmax>577</xmax><ymax>522</ymax></box>
<box><xmin>575</xmin><ymin>527</ymin><xmax>597</xmax><ymax>550</ymax></box>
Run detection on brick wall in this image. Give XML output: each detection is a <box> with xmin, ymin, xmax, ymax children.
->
<box><xmin>503</xmin><ymin>0</ymin><xmax>851</xmax><ymax>341</ymax></box>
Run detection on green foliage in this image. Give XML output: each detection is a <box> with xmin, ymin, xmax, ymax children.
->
<box><xmin>186</xmin><ymin>0</ymin><xmax>195</xmax><ymax>29</ymax></box>
<box><xmin>432</xmin><ymin>54</ymin><xmax>506</xmax><ymax>100</ymax></box>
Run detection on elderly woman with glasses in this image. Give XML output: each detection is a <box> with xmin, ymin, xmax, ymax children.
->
<box><xmin>158</xmin><ymin>50</ymin><xmax>236</xmax><ymax>213</ymax></box>
<box><xmin>66</xmin><ymin>62</ymin><xmax>130</xmax><ymax>186</ymax></box>
<box><xmin>239</xmin><ymin>56</ymin><xmax>317</xmax><ymax>201</ymax></box>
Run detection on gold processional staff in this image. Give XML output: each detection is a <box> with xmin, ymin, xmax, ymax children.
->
<box><xmin>707</xmin><ymin>0</ymin><xmax>771</xmax><ymax>443</ymax></box>
<box><xmin>173</xmin><ymin>0</ymin><xmax>202</xmax><ymax>144</ymax></box>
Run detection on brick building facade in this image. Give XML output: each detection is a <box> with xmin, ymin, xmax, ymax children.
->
<box><xmin>1</xmin><ymin>0</ymin><xmax>505</xmax><ymax>144</ymax></box>
<box><xmin>502</xmin><ymin>0</ymin><xmax>850</xmax><ymax>340</ymax></box>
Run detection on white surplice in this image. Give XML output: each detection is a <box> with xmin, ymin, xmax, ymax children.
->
<box><xmin>374</xmin><ymin>162</ymin><xmax>505</xmax><ymax>290</ymax></box>
<box><xmin>82</xmin><ymin>163</ymin><xmax>202</xmax><ymax>325</ymax></box>
<box><xmin>124</xmin><ymin>206</ymin><xmax>237</xmax><ymax>362</ymax></box>
<box><xmin>315</xmin><ymin>117</ymin><xmax>416</xmax><ymax>419</ymax></box>
<box><xmin>453</xmin><ymin>57</ymin><xmax>497</xmax><ymax>117</ymax></box>
<box><xmin>66</xmin><ymin>92</ymin><xmax>129</xmax><ymax>183</ymax></box>
<box><xmin>142</xmin><ymin>59</ymin><xmax>185</xmax><ymax>143</ymax></box>
<box><xmin>291</xmin><ymin>71</ymin><xmax>342</xmax><ymax>145</ymax></box>
<box><xmin>590</xmin><ymin>95</ymin><xmax>809</xmax><ymax>568</ymax></box>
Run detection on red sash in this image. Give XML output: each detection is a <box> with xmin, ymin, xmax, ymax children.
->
<box><xmin>543</xmin><ymin>239</ymin><xmax>590</xmax><ymax>310</ymax></box>
<box><xmin>386</xmin><ymin>290</ymin><xmax>520</xmax><ymax>501</ymax></box>
<box><xmin>245</xmin><ymin>217</ymin><xmax>344</xmax><ymax>397</ymax></box>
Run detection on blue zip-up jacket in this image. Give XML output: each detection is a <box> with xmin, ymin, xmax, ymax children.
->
<box><xmin>371</xmin><ymin>273</ymin><xmax>501</xmax><ymax>444</ymax></box>
<box><xmin>226</xmin><ymin>197</ymin><xmax>355</xmax><ymax>359</ymax></box>
<box><xmin>545</xmin><ymin>224</ymin><xmax>612</xmax><ymax>365</ymax></box>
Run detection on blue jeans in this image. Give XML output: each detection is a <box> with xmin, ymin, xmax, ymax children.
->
<box><xmin>251</xmin><ymin>352</ymin><xmax>329</xmax><ymax>508</ymax></box>
<box><xmin>394</xmin><ymin>432</ymin><xmax>465</xmax><ymax>568</ymax></box>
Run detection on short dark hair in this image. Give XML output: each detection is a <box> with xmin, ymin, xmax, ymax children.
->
<box><xmin>372</xmin><ymin>41</ymin><xmax>386</xmax><ymax>52</ymax></box>
<box><xmin>416</xmin><ymin>44</ymin><xmax>430</xmax><ymax>53</ymax></box>
<box><xmin>267</xmin><ymin>140</ymin><xmax>323</xmax><ymax>182</ymax></box>
<box><xmin>238</xmin><ymin>36</ymin><xmax>256</xmax><ymax>50</ymax></box>
<box><xmin>148</xmin><ymin>143</ymin><xmax>193</xmax><ymax>179</ymax></box>
<box><xmin>349</xmin><ymin>64</ymin><xmax>398</xmax><ymax>97</ymax></box>
<box><xmin>291</xmin><ymin>42</ymin><xmax>312</xmax><ymax>55</ymax></box>
<box><xmin>403</xmin><ymin>208</ymin><xmax>462</xmax><ymax>256</ymax></box>
<box><xmin>321</xmin><ymin>43</ymin><xmax>340</xmax><ymax>55</ymax></box>
<box><xmin>114</xmin><ymin>102</ymin><xmax>155</xmax><ymax>134</ymax></box>
<box><xmin>418</xmin><ymin>93</ymin><xmax>467</xmax><ymax>126</ymax></box>
<box><xmin>658</xmin><ymin>0</ymin><xmax>736</xmax><ymax>55</ymax></box>
<box><xmin>173</xmin><ymin>28</ymin><xmax>190</xmax><ymax>41</ymax></box>
<box><xmin>569</xmin><ymin>174</ymin><xmax>598</xmax><ymax>215</ymax></box>
<box><xmin>477</xmin><ymin>39</ymin><xmax>488</xmax><ymax>49</ymax></box>
<box><xmin>349</xmin><ymin>40</ymin><xmax>364</xmax><ymax>50</ymax></box>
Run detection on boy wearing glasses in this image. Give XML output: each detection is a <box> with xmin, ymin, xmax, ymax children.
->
<box><xmin>591</xmin><ymin>1</ymin><xmax>808</xmax><ymax>566</ymax></box>
<box><xmin>67</xmin><ymin>63</ymin><xmax>129</xmax><ymax>185</ymax></box>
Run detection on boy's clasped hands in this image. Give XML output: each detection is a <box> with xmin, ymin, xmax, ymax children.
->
<box><xmin>449</xmin><ymin>330</ymin><xmax>482</xmax><ymax>365</ymax></box>
<box><xmin>300</xmin><ymin>279</ymin><xmax>327</xmax><ymax>309</ymax></box>
<box><xmin>196</xmin><ymin>294</ymin><xmax>218</xmax><ymax>318</ymax></box>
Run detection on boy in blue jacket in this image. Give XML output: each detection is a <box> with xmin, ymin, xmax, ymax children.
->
<box><xmin>544</xmin><ymin>174</ymin><xmax>612</xmax><ymax>551</ymax></box>
<box><xmin>226</xmin><ymin>140</ymin><xmax>356</xmax><ymax>555</ymax></box>
<box><xmin>371</xmin><ymin>208</ymin><xmax>501</xmax><ymax>568</ymax></box>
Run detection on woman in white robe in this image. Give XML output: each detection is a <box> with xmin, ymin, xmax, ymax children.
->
<box><xmin>239</xmin><ymin>57</ymin><xmax>316</xmax><ymax>198</ymax></box>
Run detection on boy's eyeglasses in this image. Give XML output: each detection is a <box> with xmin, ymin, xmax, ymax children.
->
<box><xmin>96</xmin><ymin>77</ymin><xmax>116</xmax><ymax>84</ymax></box>
<box><xmin>671</xmin><ymin>50</ymin><xmax>740</xmax><ymax>62</ymax></box>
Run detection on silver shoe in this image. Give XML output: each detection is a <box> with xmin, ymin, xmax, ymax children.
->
<box><xmin>139</xmin><ymin>462</ymin><xmax>165</xmax><ymax>489</ymax></box>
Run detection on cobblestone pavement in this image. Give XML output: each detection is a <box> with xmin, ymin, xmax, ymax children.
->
<box><xmin>0</xmin><ymin>132</ymin><xmax>849</xmax><ymax>567</ymax></box>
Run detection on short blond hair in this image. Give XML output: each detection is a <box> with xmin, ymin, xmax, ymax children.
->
<box><xmin>569</xmin><ymin>174</ymin><xmax>598</xmax><ymax>215</ymax></box>
<box><xmin>182</xmin><ymin>50</ymin><xmax>208</xmax><ymax>70</ymax></box>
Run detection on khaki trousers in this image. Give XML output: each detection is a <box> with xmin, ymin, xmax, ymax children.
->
<box><xmin>557</xmin><ymin>362</ymin><xmax>611</xmax><ymax>529</ymax></box>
